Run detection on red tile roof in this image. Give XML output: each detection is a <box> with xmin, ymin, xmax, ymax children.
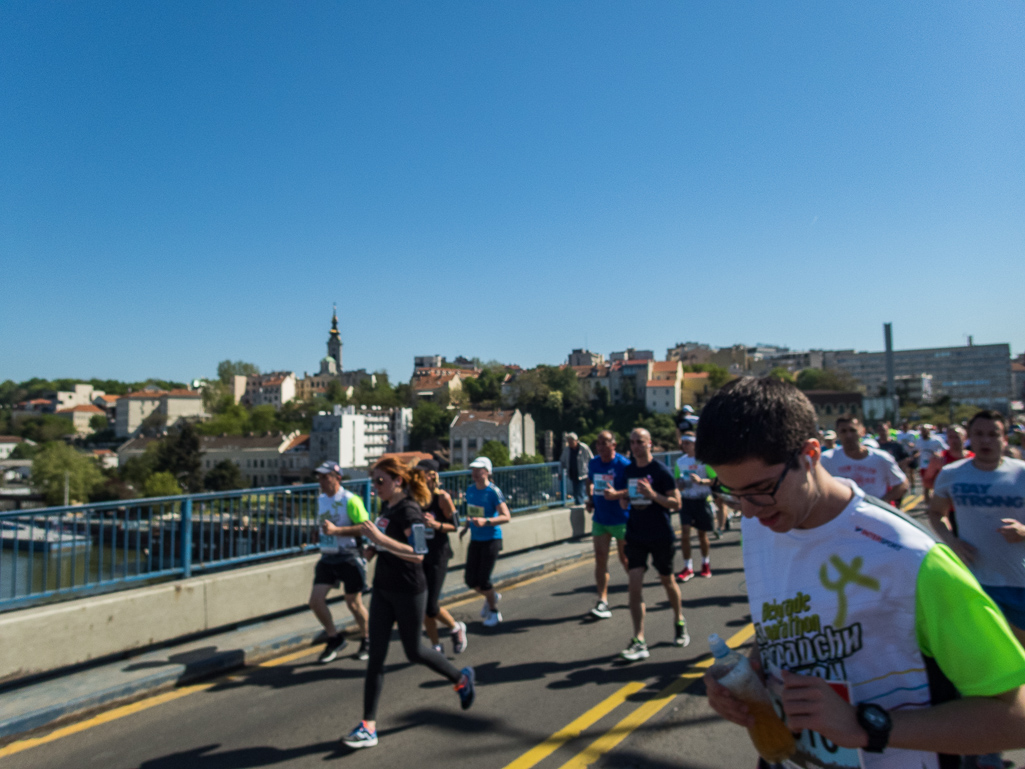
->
<box><xmin>651</xmin><ymin>361</ymin><xmax>680</xmax><ymax>373</ymax></box>
<box><xmin>682</xmin><ymin>372</ymin><xmax>710</xmax><ymax>379</ymax></box>
<box><xmin>0</xmin><ymin>436</ymin><xmax>23</xmax><ymax>443</ymax></box>
<box><xmin>91</xmin><ymin>449</ymin><xmax>115</xmax><ymax>456</ymax></box>
<box><xmin>56</xmin><ymin>404</ymin><xmax>105</xmax><ymax>414</ymax></box>
<box><xmin>646</xmin><ymin>380</ymin><xmax>676</xmax><ymax>388</ymax></box>
<box><xmin>451</xmin><ymin>410</ymin><xmax>516</xmax><ymax>429</ymax></box>
<box><xmin>283</xmin><ymin>434</ymin><xmax>310</xmax><ymax>452</ymax></box>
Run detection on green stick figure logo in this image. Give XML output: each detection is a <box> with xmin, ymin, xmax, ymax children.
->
<box><xmin>819</xmin><ymin>555</ymin><xmax>880</xmax><ymax>627</ymax></box>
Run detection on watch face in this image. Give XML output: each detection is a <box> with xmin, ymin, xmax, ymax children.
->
<box><xmin>864</xmin><ymin>709</ymin><xmax>887</xmax><ymax>729</ymax></box>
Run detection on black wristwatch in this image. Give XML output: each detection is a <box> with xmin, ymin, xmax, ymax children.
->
<box><xmin>855</xmin><ymin>703</ymin><xmax>892</xmax><ymax>753</ymax></box>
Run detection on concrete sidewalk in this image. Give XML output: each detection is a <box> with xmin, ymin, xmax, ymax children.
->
<box><xmin>0</xmin><ymin>536</ymin><xmax>597</xmax><ymax>743</ymax></box>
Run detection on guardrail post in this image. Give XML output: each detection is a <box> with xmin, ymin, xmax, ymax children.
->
<box><xmin>560</xmin><ymin>468</ymin><xmax>567</xmax><ymax>503</ymax></box>
<box><xmin>180</xmin><ymin>498</ymin><xmax>193</xmax><ymax>579</ymax></box>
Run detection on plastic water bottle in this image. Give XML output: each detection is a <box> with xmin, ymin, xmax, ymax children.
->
<box><xmin>708</xmin><ymin>634</ymin><xmax>796</xmax><ymax>763</ymax></box>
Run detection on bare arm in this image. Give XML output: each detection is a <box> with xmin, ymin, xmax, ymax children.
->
<box><xmin>881</xmin><ymin>480</ymin><xmax>909</xmax><ymax>504</ymax></box>
<box><xmin>926</xmin><ymin>495</ymin><xmax>977</xmax><ymax>564</ymax></box>
<box><xmin>359</xmin><ymin>520</ymin><xmax>423</xmax><ymax>564</ymax></box>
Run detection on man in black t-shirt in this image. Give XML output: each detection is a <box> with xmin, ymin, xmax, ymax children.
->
<box><xmin>615</xmin><ymin>427</ymin><xmax>691</xmax><ymax>661</ymax></box>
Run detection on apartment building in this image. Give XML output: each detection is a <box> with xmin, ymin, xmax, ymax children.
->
<box><xmin>449</xmin><ymin>409</ymin><xmax>536</xmax><ymax>466</ymax></box>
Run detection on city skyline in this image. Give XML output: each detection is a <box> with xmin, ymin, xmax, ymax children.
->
<box><xmin>2</xmin><ymin>2</ymin><xmax>1023</xmax><ymax>383</ymax></box>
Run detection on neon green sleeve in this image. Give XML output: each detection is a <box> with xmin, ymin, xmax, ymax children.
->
<box><xmin>346</xmin><ymin>494</ymin><xmax>370</xmax><ymax>525</ymax></box>
<box><xmin>915</xmin><ymin>544</ymin><xmax>1025</xmax><ymax>697</ymax></box>
<box><xmin>705</xmin><ymin>465</ymin><xmax>717</xmax><ymax>479</ymax></box>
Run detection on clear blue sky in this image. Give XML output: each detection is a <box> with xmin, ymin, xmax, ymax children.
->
<box><xmin>2</xmin><ymin>1</ymin><xmax>1022</xmax><ymax>385</ymax></box>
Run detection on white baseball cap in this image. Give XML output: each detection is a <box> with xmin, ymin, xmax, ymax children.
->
<box><xmin>468</xmin><ymin>456</ymin><xmax>493</xmax><ymax>473</ymax></box>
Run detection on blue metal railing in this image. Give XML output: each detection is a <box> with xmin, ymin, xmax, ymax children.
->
<box><xmin>0</xmin><ymin>463</ymin><xmax>572</xmax><ymax>612</ymax></box>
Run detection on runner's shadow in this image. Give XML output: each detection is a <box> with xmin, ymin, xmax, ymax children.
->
<box><xmin>550</xmin><ymin>583</ymin><xmax>630</xmax><ymax>597</ymax></box>
<box><xmin>137</xmin><ymin>740</ymin><xmax>340</xmax><ymax>768</ymax></box>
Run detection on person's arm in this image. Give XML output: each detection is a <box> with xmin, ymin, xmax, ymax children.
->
<box><xmin>324</xmin><ymin>495</ymin><xmax>371</xmax><ymax>537</ymax></box>
<box><xmin>781</xmin><ymin>544</ymin><xmax>1025</xmax><ymax>753</ymax></box>
<box><xmin>425</xmin><ymin>491</ymin><xmax>458</xmax><ymax>533</ymax></box>
<box><xmin>926</xmin><ymin>494</ymin><xmax>977</xmax><ymax>564</ymax></box>
<box><xmin>637</xmin><ymin>476</ymin><xmax>681</xmax><ymax>511</ymax></box>
<box><xmin>487</xmin><ymin>501</ymin><xmax>511</xmax><ymax>526</ymax></box>
<box><xmin>359</xmin><ymin>520</ymin><xmax>423</xmax><ymax>563</ymax></box>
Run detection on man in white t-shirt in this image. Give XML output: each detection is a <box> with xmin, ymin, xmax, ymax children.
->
<box><xmin>916</xmin><ymin>425</ymin><xmax>947</xmax><ymax>503</ymax></box>
<box><xmin>821</xmin><ymin>416</ymin><xmax>908</xmax><ymax>504</ymax></box>
<box><xmin>929</xmin><ymin>410</ymin><xmax>1025</xmax><ymax>646</ymax></box>
<box><xmin>695</xmin><ymin>376</ymin><xmax>1025</xmax><ymax>768</ymax></box>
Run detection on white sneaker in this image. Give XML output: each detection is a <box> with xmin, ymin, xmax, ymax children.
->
<box><xmin>482</xmin><ymin>609</ymin><xmax>503</xmax><ymax>627</ymax></box>
<box><xmin>480</xmin><ymin>592</ymin><xmax>501</xmax><ymax>618</ymax></box>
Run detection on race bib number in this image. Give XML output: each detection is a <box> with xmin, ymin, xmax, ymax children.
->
<box><xmin>768</xmin><ymin>675</ymin><xmax>863</xmax><ymax>769</ymax></box>
<box><xmin>375</xmin><ymin>517</ymin><xmax>389</xmax><ymax>535</ymax></box>
<box><xmin>467</xmin><ymin>504</ymin><xmax>486</xmax><ymax>520</ymax></box>
<box><xmin>592</xmin><ymin>474</ymin><xmax>614</xmax><ymax>494</ymax></box>
<box><xmin>628</xmin><ymin>478</ymin><xmax>650</xmax><ymax>504</ymax></box>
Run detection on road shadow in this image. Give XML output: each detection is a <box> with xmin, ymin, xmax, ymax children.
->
<box><xmin>136</xmin><ymin>740</ymin><xmax>341</xmax><ymax>768</ymax></box>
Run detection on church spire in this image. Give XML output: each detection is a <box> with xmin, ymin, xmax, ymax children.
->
<box><xmin>327</xmin><ymin>304</ymin><xmax>342</xmax><ymax>372</ymax></box>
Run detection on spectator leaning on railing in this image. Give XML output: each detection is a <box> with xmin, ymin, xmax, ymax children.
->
<box><xmin>560</xmin><ymin>432</ymin><xmax>594</xmax><ymax>505</ymax></box>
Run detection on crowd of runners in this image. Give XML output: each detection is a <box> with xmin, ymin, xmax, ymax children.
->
<box><xmin>304</xmin><ymin>379</ymin><xmax>1025</xmax><ymax>767</ymax></box>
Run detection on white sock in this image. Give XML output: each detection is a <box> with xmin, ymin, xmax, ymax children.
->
<box><xmin>703</xmin><ymin>557</ymin><xmax>710</xmax><ymax>567</ymax></box>
<box><xmin>685</xmin><ymin>558</ymin><xmax>693</xmax><ymax>570</ymax></box>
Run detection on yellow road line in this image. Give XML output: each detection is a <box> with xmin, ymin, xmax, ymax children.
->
<box><xmin>0</xmin><ymin>553</ymin><xmax>595</xmax><ymax>757</ymax></box>
<box><xmin>0</xmin><ymin>682</ymin><xmax>216</xmax><ymax>759</ymax></box>
<box><xmin>500</xmin><ymin>623</ymin><xmax>755</xmax><ymax>769</ymax></box>
<box><xmin>901</xmin><ymin>494</ymin><xmax>922</xmax><ymax>512</ymax></box>
<box><xmin>555</xmin><ymin>623</ymin><xmax>756</xmax><ymax>769</ymax></box>
<box><xmin>501</xmin><ymin>681</ymin><xmax>646</xmax><ymax>769</ymax></box>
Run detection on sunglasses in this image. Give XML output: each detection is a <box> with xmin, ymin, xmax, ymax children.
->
<box><xmin>373</xmin><ymin>476</ymin><xmax>391</xmax><ymax>486</ymax></box>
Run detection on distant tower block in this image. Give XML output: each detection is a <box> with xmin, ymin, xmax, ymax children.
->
<box><xmin>327</xmin><ymin>304</ymin><xmax>343</xmax><ymax>372</ymax></box>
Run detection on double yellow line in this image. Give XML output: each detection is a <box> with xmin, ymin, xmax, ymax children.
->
<box><xmin>502</xmin><ymin>623</ymin><xmax>755</xmax><ymax>769</ymax></box>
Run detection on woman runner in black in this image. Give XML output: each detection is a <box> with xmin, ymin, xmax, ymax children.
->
<box><xmin>342</xmin><ymin>457</ymin><xmax>475</xmax><ymax>749</ymax></box>
<box><xmin>417</xmin><ymin>460</ymin><xmax>468</xmax><ymax>655</ymax></box>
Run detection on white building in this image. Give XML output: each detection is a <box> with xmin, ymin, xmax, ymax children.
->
<box><xmin>309</xmin><ymin>405</ymin><xmax>414</xmax><ymax>471</ymax></box>
<box><xmin>55</xmin><ymin>383</ymin><xmax>106</xmax><ymax>410</ymax></box>
<box><xmin>0</xmin><ymin>436</ymin><xmax>27</xmax><ymax>460</ymax></box>
<box><xmin>449</xmin><ymin>410</ymin><xmax>536</xmax><ymax>466</ymax></box>
<box><xmin>115</xmin><ymin>388</ymin><xmax>208</xmax><ymax>438</ymax></box>
<box><xmin>55</xmin><ymin>404</ymin><xmax>107</xmax><ymax>436</ymax></box>
<box><xmin>242</xmin><ymin>372</ymin><xmax>297</xmax><ymax>409</ymax></box>
<box><xmin>645</xmin><ymin>380</ymin><xmax>681</xmax><ymax>414</ymax></box>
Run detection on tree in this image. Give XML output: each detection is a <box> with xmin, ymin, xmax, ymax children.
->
<box><xmin>463</xmin><ymin>368</ymin><xmax>502</xmax><ymax>406</ymax></box>
<box><xmin>477</xmin><ymin>440</ymin><xmax>511</xmax><ymax>468</ymax></box>
<box><xmin>324</xmin><ymin>380</ymin><xmax>349</xmax><ymax>405</ymax></box>
<box><xmin>684</xmin><ymin>363</ymin><xmax>732</xmax><ymax>389</ymax></box>
<box><xmin>796</xmin><ymin>368</ymin><xmax>859</xmax><ymax>392</ymax></box>
<box><xmin>10</xmin><ymin>442</ymin><xmax>40</xmax><ymax>460</ymax></box>
<box><xmin>155</xmin><ymin>423</ymin><xmax>204</xmax><ymax>493</ymax></box>
<box><xmin>31</xmin><ymin>442</ymin><xmax>104</xmax><ymax>505</ymax></box>
<box><xmin>143</xmin><ymin>471</ymin><xmax>182</xmax><ymax>498</ymax></box>
<box><xmin>89</xmin><ymin>414</ymin><xmax>108</xmax><ymax>432</ymax></box>
<box><xmin>766</xmin><ymin>367</ymin><xmax>796</xmax><ymax>383</ymax></box>
<box><xmin>18</xmin><ymin>415</ymin><xmax>75</xmax><ymax>443</ymax></box>
<box><xmin>411</xmin><ymin>402</ymin><xmax>450</xmax><ymax>450</ymax></box>
<box><xmin>120</xmin><ymin>442</ymin><xmax>160</xmax><ymax>488</ymax></box>
<box><xmin>216</xmin><ymin>360</ymin><xmax>260</xmax><ymax>385</ymax></box>
<box><xmin>204</xmin><ymin>459</ymin><xmax>245</xmax><ymax>491</ymax></box>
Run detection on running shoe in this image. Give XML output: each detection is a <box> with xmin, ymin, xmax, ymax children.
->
<box><xmin>480</xmin><ymin>592</ymin><xmax>502</xmax><ymax>617</ymax></box>
<box><xmin>590</xmin><ymin>600</ymin><xmax>612</xmax><ymax>619</ymax></box>
<box><xmin>342</xmin><ymin>721</ymin><xmax>378</xmax><ymax>748</ymax></box>
<box><xmin>699</xmin><ymin>562</ymin><xmax>712</xmax><ymax>578</ymax></box>
<box><xmin>356</xmin><ymin>637</ymin><xmax>370</xmax><ymax>661</ymax></box>
<box><xmin>432</xmin><ymin>644</ymin><xmax>444</xmax><ymax>655</ymax></box>
<box><xmin>675</xmin><ymin>567</ymin><xmax>694</xmax><ymax>583</ymax></box>
<box><xmin>620</xmin><ymin>638</ymin><xmax>649</xmax><ymax>661</ymax></box>
<box><xmin>452</xmin><ymin>621</ymin><xmax>468</xmax><ymax>654</ymax></box>
<box><xmin>675</xmin><ymin>619</ymin><xmax>691</xmax><ymax>647</ymax></box>
<box><xmin>318</xmin><ymin>635</ymin><xmax>347</xmax><ymax>664</ymax></box>
<box><xmin>454</xmin><ymin>666</ymin><xmax>476</xmax><ymax>710</ymax></box>
<box><xmin>483</xmin><ymin>609</ymin><xmax>503</xmax><ymax>628</ymax></box>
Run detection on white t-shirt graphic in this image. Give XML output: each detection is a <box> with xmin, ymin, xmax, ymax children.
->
<box><xmin>821</xmin><ymin>447</ymin><xmax>907</xmax><ymax>499</ymax></box>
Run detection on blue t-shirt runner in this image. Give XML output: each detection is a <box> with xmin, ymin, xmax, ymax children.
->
<box><xmin>465</xmin><ymin>482</ymin><xmax>506</xmax><ymax>542</ymax></box>
<box><xmin>588</xmin><ymin>453</ymin><xmax>631</xmax><ymax>532</ymax></box>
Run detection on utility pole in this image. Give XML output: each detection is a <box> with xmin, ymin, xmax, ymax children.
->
<box><xmin>884</xmin><ymin>323</ymin><xmax>897</xmax><ymax>423</ymax></box>
<box><xmin>63</xmin><ymin>470</ymin><xmax>70</xmax><ymax>506</ymax></box>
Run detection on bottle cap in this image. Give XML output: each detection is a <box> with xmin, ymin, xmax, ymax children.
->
<box><xmin>708</xmin><ymin>633</ymin><xmax>731</xmax><ymax>659</ymax></box>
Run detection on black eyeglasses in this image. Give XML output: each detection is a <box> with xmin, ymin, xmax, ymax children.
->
<box><xmin>711</xmin><ymin>452</ymin><xmax>799</xmax><ymax>507</ymax></box>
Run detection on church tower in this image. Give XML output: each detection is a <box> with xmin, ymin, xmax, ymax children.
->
<box><xmin>327</xmin><ymin>304</ymin><xmax>343</xmax><ymax>372</ymax></box>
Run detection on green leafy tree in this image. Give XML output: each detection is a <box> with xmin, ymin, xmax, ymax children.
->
<box><xmin>683</xmin><ymin>363</ymin><xmax>732</xmax><ymax>389</ymax></box>
<box><xmin>249</xmin><ymin>405</ymin><xmax>279</xmax><ymax>433</ymax></box>
<box><xmin>18</xmin><ymin>415</ymin><xmax>75</xmax><ymax>443</ymax></box>
<box><xmin>10</xmin><ymin>442</ymin><xmax>40</xmax><ymax>460</ymax></box>
<box><xmin>636</xmin><ymin>413</ymin><xmax>678</xmax><ymax>451</ymax></box>
<box><xmin>143</xmin><ymin>471</ymin><xmax>182</xmax><ymax>497</ymax></box>
<box><xmin>155</xmin><ymin>423</ymin><xmax>204</xmax><ymax>492</ymax></box>
<box><xmin>120</xmin><ymin>442</ymin><xmax>161</xmax><ymax>488</ymax></box>
<box><xmin>477</xmin><ymin>440</ymin><xmax>511</xmax><ymax>468</ymax></box>
<box><xmin>411</xmin><ymin>402</ymin><xmax>450</xmax><ymax>450</ymax></box>
<box><xmin>766</xmin><ymin>367</ymin><xmax>796</xmax><ymax>383</ymax></box>
<box><xmin>204</xmin><ymin>459</ymin><xmax>246</xmax><ymax>491</ymax></box>
<box><xmin>89</xmin><ymin>414</ymin><xmax>108</xmax><ymax>432</ymax></box>
<box><xmin>796</xmin><ymin>368</ymin><xmax>859</xmax><ymax>392</ymax></box>
<box><xmin>512</xmin><ymin>453</ymin><xmax>545</xmax><ymax>466</ymax></box>
<box><xmin>324</xmin><ymin>380</ymin><xmax>349</xmax><ymax>405</ymax></box>
<box><xmin>217</xmin><ymin>360</ymin><xmax>260</xmax><ymax>385</ymax></box>
<box><xmin>463</xmin><ymin>368</ymin><xmax>503</xmax><ymax>406</ymax></box>
<box><xmin>31</xmin><ymin>442</ymin><xmax>104</xmax><ymax>505</ymax></box>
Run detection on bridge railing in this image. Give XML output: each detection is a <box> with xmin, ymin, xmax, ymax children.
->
<box><xmin>0</xmin><ymin>462</ymin><xmax>570</xmax><ymax>612</ymax></box>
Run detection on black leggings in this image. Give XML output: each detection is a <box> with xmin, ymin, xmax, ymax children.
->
<box><xmin>423</xmin><ymin>553</ymin><xmax>450</xmax><ymax>618</ymax></box>
<box><xmin>363</xmin><ymin>587</ymin><xmax>462</xmax><ymax>721</ymax></box>
<box><xmin>464</xmin><ymin>539</ymin><xmax>502</xmax><ymax>591</ymax></box>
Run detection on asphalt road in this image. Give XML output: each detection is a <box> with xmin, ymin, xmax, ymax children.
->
<box><xmin>5</xmin><ymin>528</ymin><xmax>759</xmax><ymax>769</ymax></box>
